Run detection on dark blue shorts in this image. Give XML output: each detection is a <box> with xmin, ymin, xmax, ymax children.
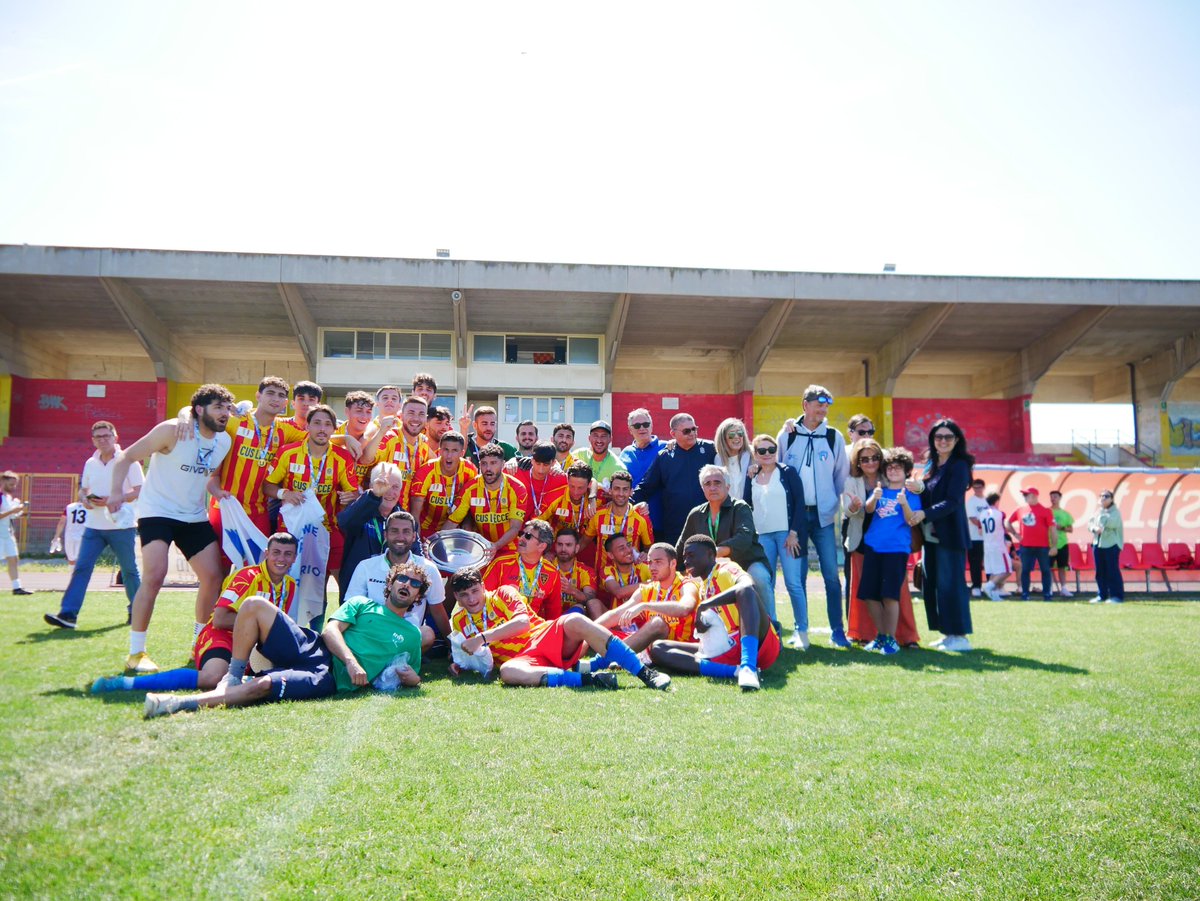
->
<box><xmin>858</xmin><ymin>547</ymin><xmax>909</xmax><ymax>602</ymax></box>
<box><xmin>259</xmin><ymin>611</ymin><xmax>336</xmax><ymax>702</ymax></box>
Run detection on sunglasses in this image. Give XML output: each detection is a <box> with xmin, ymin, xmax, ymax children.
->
<box><xmin>630</xmin><ymin>421</ymin><xmax>651</xmax><ymax>430</ymax></box>
<box><xmin>854</xmin><ymin>428</ymin><xmax>876</xmax><ymax>436</ymax></box>
<box><xmin>679</xmin><ymin>426</ymin><xmax>698</xmax><ymax>435</ymax></box>
<box><xmin>933</xmin><ymin>432</ymin><xmax>957</xmax><ymax>442</ymax></box>
<box><xmin>807</xmin><ymin>395</ymin><xmax>834</xmax><ymax>405</ymax></box>
<box><xmin>754</xmin><ymin>446</ymin><xmax>777</xmax><ymax>455</ymax></box>
<box><xmin>519</xmin><ymin>530</ymin><xmax>542</xmax><ymax>541</ymax></box>
<box><xmin>858</xmin><ymin>454</ymin><xmax>881</xmax><ymax>463</ymax></box>
<box><xmin>728</xmin><ymin>430</ymin><xmax>744</xmax><ymax>438</ymax></box>
<box><xmin>393</xmin><ymin>575</ymin><xmax>424</xmax><ymax>589</ymax></box>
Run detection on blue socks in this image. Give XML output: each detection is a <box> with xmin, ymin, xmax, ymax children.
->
<box><xmin>602</xmin><ymin>635</ymin><xmax>645</xmax><ymax>675</ymax></box>
<box><xmin>699</xmin><ymin>660</ymin><xmax>738</xmax><ymax>679</ymax></box>
<box><xmin>132</xmin><ymin>669</ymin><xmax>199</xmax><ymax>691</ymax></box>
<box><xmin>544</xmin><ymin>671</ymin><xmax>583</xmax><ymax>688</ymax></box>
<box><xmin>740</xmin><ymin>635</ymin><xmax>759</xmax><ymax>671</ymax></box>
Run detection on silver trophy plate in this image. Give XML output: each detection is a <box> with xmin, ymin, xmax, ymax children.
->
<box><xmin>424</xmin><ymin>529</ymin><xmax>491</xmax><ymax>572</ymax></box>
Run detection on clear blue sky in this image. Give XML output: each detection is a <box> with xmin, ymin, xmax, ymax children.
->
<box><xmin>1</xmin><ymin>1</ymin><xmax>1198</xmax><ymax>278</ymax></box>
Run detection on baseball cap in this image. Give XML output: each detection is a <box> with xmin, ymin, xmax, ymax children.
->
<box><xmin>589</xmin><ymin>420</ymin><xmax>612</xmax><ymax>434</ymax></box>
<box><xmin>1022</xmin><ymin>487</ymin><xmax>1040</xmax><ymax>496</ymax></box>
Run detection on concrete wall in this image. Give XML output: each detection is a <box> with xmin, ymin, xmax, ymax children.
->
<box><xmin>8</xmin><ymin>376</ymin><xmax>159</xmax><ymax>440</ymax></box>
<box><xmin>892</xmin><ymin>396</ymin><xmax>1031</xmax><ymax>457</ymax></box>
<box><xmin>611</xmin><ymin>392</ymin><xmax>751</xmax><ymax>441</ymax></box>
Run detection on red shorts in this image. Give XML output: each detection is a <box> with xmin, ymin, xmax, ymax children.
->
<box><xmin>328</xmin><ymin>527</ymin><xmax>344</xmax><ymax>574</ymax></box>
<box><xmin>507</xmin><ymin>620</ymin><xmax>588</xmax><ymax>671</ymax></box>
<box><xmin>208</xmin><ymin>502</ymin><xmax>272</xmax><ymax>569</ymax></box>
<box><xmin>708</xmin><ymin>624</ymin><xmax>781</xmax><ymax>670</ymax></box>
<box><xmin>193</xmin><ymin>623</ymin><xmax>233</xmax><ymax>668</ymax></box>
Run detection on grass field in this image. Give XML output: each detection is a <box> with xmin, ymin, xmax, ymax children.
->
<box><xmin>2</xmin><ymin>589</ymin><xmax>1198</xmax><ymax>900</ymax></box>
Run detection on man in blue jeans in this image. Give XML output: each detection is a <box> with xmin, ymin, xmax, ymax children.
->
<box><xmin>776</xmin><ymin>385</ymin><xmax>851</xmax><ymax>648</ymax></box>
<box><xmin>44</xmin><ymin>421</ymin><xmax>143</xmax><ymax>629</ymax></box>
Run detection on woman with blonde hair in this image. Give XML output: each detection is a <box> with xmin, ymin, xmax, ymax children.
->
<box><xmin>714</xmin><ymin>418</ymin><xmax>752</xmax><ymax>498</ymax></box>
<box><xmin>842</xmin><ymin>439</ymin><xmax>921</xmax><ymax>647</ymax></box>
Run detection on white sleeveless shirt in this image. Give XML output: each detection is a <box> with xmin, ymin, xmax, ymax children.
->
<box><xmin>137</xmin><ymin>426</ymin><xmax>231</xmax><ymax>523</ymax></box>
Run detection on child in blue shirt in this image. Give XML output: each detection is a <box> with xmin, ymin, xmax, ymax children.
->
<box><xmin>861</xmin><ymin>447</ymin><xmax>925</xmax><ymax>654</ymax></box>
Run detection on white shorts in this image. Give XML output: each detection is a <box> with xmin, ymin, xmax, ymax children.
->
<box><xmin>983</xmin><ymin>544</ymin><xmax>1011</xmax><ymax>577</ymax></box>
<box><xmin>65</xmin><ymin>534</ymin><xmax>82</xmax><ymax>564</ymax></box>
<box><xmin>0</xmin><ymin>531</ymin><xmax>17</xmax><ymax>560</ymax></box>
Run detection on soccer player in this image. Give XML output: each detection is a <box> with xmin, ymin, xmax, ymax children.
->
<box><xmin>106</xmin><ymin>385</ymin><xmax>235</xmax><ymax>673</ymax></box>
<box><xmin>552</xmin><ymin>527</ymin><xmax>597</xmax><ymax>615</ymax></box>
<box><xmin>573</xmin><ymin>420</ymin><xmax>622</xmax><ymax>492</ymax></box>
<box><xmin>646</xmin><ymin>535</ymin><xmax>780</xmax><ymax>691</ymax></box>
<box><xmin>446</xmin><ymin>443</ymin><xmax>526</xmax><ymax>555</ymax></box>
<box><xmin>965</xmin><ymin>478</ymin><xmax>990</xmax><ymax>597</ymax></box>
<box><xmin>92</xmin><ymin>532</ymin><xmax>298</xmax><ymax>694</ymax></box>
<box><xmin>600</xmin><ymin>542</ymin><xmax>694</xmax><ymax>650</ymax></box>
<box><xmin>551</xmin><ymin>423</ymin><xmax>579</xmax><ymax>470</ymax></box>
<box><xmin>513</xmin><ymin>420</ymin><xmax>539</xmax><ymax>457</ymax></box>
<box><xmin>0</xmin><ymin>471</ymin><xmax>30</xmax><ymax>595</ymax></box>
<box><xmin>597</xmin><ymin>533</ymin><xmax>651</xmax><ymax>618</ymax></box>
<box><xmin>483</xmin><ymin>519</ymin><xmax>563</xmax><ymax>620</ymax></box>
<box><xmin>462</xmin><ymin>405</ymin><xmax>517</xmax><ymax>464</ymax></box>
<box><xmin>507</xmin><ymin>441</ymin><xmax>567</xmax><ymax>519</ymax></box>
<box><xmin>447</xmin><ymin>567</ymin><xmax>671</xmax><ymax>690</ymax></box>
<box><xmin>410</xmin><ymin>431</ymin><xmax>478</xmax><ymax>537</ymax></box>
<box><xmin>366</xmin><ymin>395</ymin><xmax>431</xmax><ymax>495</ymax></box>
<box><xmin>143</xmin><ymin>561</ymin><xmax>427</xmax><ymax>717</ymax></box>
<box><xmin>332</xmin><ymin>390</ymin><xmax>376</xmax><ymax>481</ymax></box>
<box><xmin>1048</xmin><ymin>489</ymin><xmax>1075</xmax><ymax>597</ymax></box>
<box><xmin>425</xmin><ymin>405</ymin><xmax>454</xmax><ymax>445</ymax></box>
<box><xmin>980</xmin><ymin>493</ymin><xmax>1012</xmax><ymax>601</ymax></box>
<box><xmin>281</xmin><ymin>380</ymin><xmax>324</xmax><ymax>433</ymax></box>
<box><xmin>356</xmin><ymin>385</ymin><xmax>407</xmax><ymax>465</ymax></box>
<box><xmin>264</xmin><ymin>404</ymin><xmax>360</xmax><ymax>579</ymax></box>
<box><xmin>343</xmin><ymin>511</ymin><xmax>448</xmax><ymax>650</ymax></box>
<box><xmin>541</xmin><ymin>462</ymin><xmax>595</xmax><ymax>538</ymax></box>
<box><xmin>581</xmin><ymin>469</ymin><xmax>653</xmax><ymax>577</ymax></box>
<box><xmin>52</xmin><ymin>500</ymin><xmax>88</xmax><ymax>565</ymax></box>
<box><xmin>411</xmin><ymin>373</ymin><xmax>438</xmax><ymax>408</ymax></box>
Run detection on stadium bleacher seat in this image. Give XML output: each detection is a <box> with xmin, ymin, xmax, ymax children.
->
<box><xmin>1119</xmin><ymin>543</ymin><xmax>1140</xmax><ymax>569</ymax></box>
<box><xmin>1138</xmin><ymin>543</ymin><xmax>1173</xmax><ymax>570</ymax></box>
<box><xmin>1166</xmin><ymin>543</ymin><xmax>1194</xmax><ymax>569</ymax></box>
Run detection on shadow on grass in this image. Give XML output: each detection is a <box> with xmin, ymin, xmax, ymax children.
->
<box><xmin>19</xmin><ymin>623</ymin><xmax>125</xmax><ymax>644</ymax></box>
<box><xmin>781</xmin><ymin>644</ymin><xmax>1087</xmax><ymax>675</ymax></box>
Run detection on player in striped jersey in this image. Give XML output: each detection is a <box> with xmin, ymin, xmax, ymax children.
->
<box><xmin>409</xmin><ymin>431</ymin><xmax>478</xmax><ymax>537</ymax></box>
<box><xmin>411</xmin><ymin>373</ymin><xmax>439</xmax><ymax>408</ymax></box>
<box><xmin>551</xmin><ymin>423</ymin><xmax>579</xmax><ymax>471</ymax></box>
<box><xmin>446</xmin><ymin>443</ymin><xmax>526</xmax><ymax>556</ymax></box>
<box><xmin>582</xmin><ymin>470</ymin><xmax>653</xmax><ymax>577</ymax></box>
<box><xmin>483</xmin><ymin>519</ymin><xmax>563</xmax><ymax>620</ymax></box>
<box><xmin>540</xmin><ymin>462</ymin><xmax>595</xmax><ymax>538</ymax></box>
<box><xmin>447</xmin><ymin>567</ymin><xmax>670</xmax><ymax>690</ymax></box>
<box><xmin>597</xmin><ymin>533</ymin><xmax>651</xmax><ymax>617</ymax></box>
<box><xmin>91</xmin><ymin>532</ymin><xmax>298</xmax><ymax>694</ymax></box>
<box><xmin>365</xmin><ymin>396</ymin><xmax>431</xmax><ymax>501</ymax></box>
<box><xmin>507</xmin><ymin>441</ymin><xmax>567</xmax><ymax>519</ymax></box>
<box><xmin>332</xmin><ymin>390</ymin><xmax>375</xmax><ymax>482</ymax></box>
<box><xmin>264</xmin><ymin>405</ymin><xmax>359</xmax><ymax>574</ymax></box>
<box><xmin>425</xmin><ymin>405</ymin><xmax>454</xmax><ymax>445</ymax></box>
<box><xmin>646</xmin><ymin>535</ymin><xmax>778</xmax><ymax>691</ymax></box>
<box><xmin>356</xmin><ymin>385</ymin><xmax>406</xmax><ymax>462</ymax></box>
<box><xmin>552</xmin><ymin>527</ymin><xmax>596</xmax><ymax>615</ymax></box>
<box><xmin>600</xmin><ymin>542</ymin><xmax>694</xmax><ymax>646</ymax></box>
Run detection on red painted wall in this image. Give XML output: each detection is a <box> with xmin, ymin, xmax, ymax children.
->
<box><xmin>612</xmin><ymin>392</ymin><xmax>753</xmax><ymax>441</ymax></box>
<box><xmin>892</xmin><ymin>397</ymin><xmax>1030</xmax><ymax>457</ymax></box>
<box><xmin>9</xmin><ymin>377</ymin><xmax>159</xmax><ymax>440</ymax></box>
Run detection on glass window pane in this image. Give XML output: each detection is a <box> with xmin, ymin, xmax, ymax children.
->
<box><xmin>521</xmin><ymin>397</ymin><xmax>534</xmax><ymax>421</ymax></box>
<box><xmin>536</xmin><ymin>398</ymin><xmax>549</xmax><ymax>421</ymax></box>
<box><xmin>323</xmin><ymin>330</ymin><xmax>355</xmax><ymax>359</ymax></box>
<box><xmin>389</xmin><ymin>332</ymin><xmax>420</xmax><ymax>360</ymax></box>
<box><xmin>574</xmin><ymin>398</ymin><xmax>600</xmax><ymax>423</ymax></box>
<box><xmin>421</xmin><ymin>333</ymin><xmax>451</xmax><ymax>360</ymax></box>
<box><xmin>474</xmin><ymin>334</ymin><xmax>505</xmax><ymax>362</ymax></box>
<box><xmin>503</xmin><ymin>397</ymin><xmax>519</xmax><ymax>423</ymax></box>
<box><xmin>551</xmin><ymin>398</ymin><xmax>566</xmax><ymax>421</ymax></box>
<box><xmin>568</xmin><ymin>337</ymin><xmax>600</xmax><ymax>365</ymax></box>
<box><xmin>434</xmin><ymin>397</ymin><xmax>456</xmax><ymax>417</ymax></box>
<box><xmin>355</xmin><ymin>330</ymin><xmax>375</xmax><ymax>360</ymax></box>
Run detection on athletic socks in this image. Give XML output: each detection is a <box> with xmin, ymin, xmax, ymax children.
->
<box><xmin>543</xmin><ymin>670</ymin><xmax>584</xmax><ymax>688</ymax></box>
<box><xmin>601</xmin><ymin>635</ymin><xmax>644</xmax><ymax>675</ymax></box>
<box><xmin>131</xmin><ymin>669</ymin><xmax>199</xmax><ymax>691</ymax></box>
<box><xmin>11</xmin><ymin>579</ymin><xmax>21</xmax><ymax>591</ymax></box>
<box><xmin>194</xmin><ymin>622</ymin><xmax>204</xmax><ymax>638</ymax></box>
<box><xmin>129</xmin><ymin>630</ymin><xmax>148</xmax><ymax>656</ymax></box>
<box><xmin>226</xmin><ymin>657</ymin><xmax>249</xmax><ymax>682</ymax></box>
<box><xmin>699</xmin><ymin>660</ymin><xmax>738</xmax><ymax>679</ymax></box>
<box><xmin>740</xmin><ymin>635</ymin><xmax>759</xmax><ymax>671</ymax></box>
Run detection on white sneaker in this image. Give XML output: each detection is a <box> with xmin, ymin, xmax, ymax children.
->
<box><xmin>787</xmin><ymin>631</ymin><xmax>810</xmax><ymax>651</ymax></box>
<box><xmin>1089</xmin><ymin>595</ymin><xmax>1103</xmax><ymax>604</ymax></box>
<box><xmin>998</xmin><ymin>590</ymin><xmax>1012</xmax><ymax>597</ymax></box>
<box><xmin>982</xmin><ymin>584</ymin><xmax>1000</xmax><ymax>601</ymax></box>
<box><xmin>971</xmin><ymin>588</ymin><xmax>982</xmax><ymax>598</ymax></box>
<box><xmin>1060</xmin><ymin>588</ymin><xmax>1073</xmax><ymax>598</ymax></box>
<box><xmin>941</xmin><ymin>635</ymin><xmax>973</xmax><ymax>652</ymax></box>
<box><xmin>863</xmin><ymin>638</ymin><xmax>881</xmax><ymax>652</ymax></box>
<box><xmin>736</xmin><ymin>666</ymin><xmax>761</xmax><ymax>692</ymax></box>
<box><xmin>928</xmin><ymin>636</ymin><xmax>948</xmax><ymax>650</ymax></box>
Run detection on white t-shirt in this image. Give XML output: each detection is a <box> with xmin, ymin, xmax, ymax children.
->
<box><xmin>749</xmin><ymin>469</ymin><xmax>790</xmax><ymax>535</ymax></box>
<box><xmin>980</xmin><ymin>507</ymin><xmax>1006</xmax><ymax>554</ymax></box>
<box><xmin>137</xmin><ymin>427</ymin><xmax>231</xmax><ymax>523</ymax></box>
<box><xmin>966</xmin><ymin>493</ymin><xmax>990</xmax><ymax>541</ymax></box>
<box><xmin>344</xmin><ymin>552</ymin><xmax>446</xmax><ymax>630</ymax></box>
<box><xmin>0</xmin><ymin>493</ymin><xmax>19</xmax><ymax>539</ymax></box>
<box><xmin>81</xmin><ymin>449</ymin><xmax>145</xmax><ymax>531</ymax></box>
<box><xmin>64</xmin><ymin>503</ymin><xmax>88</xmax><ymax>560</ymax></box>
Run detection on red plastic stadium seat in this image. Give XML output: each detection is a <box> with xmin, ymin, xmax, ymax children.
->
<box><xmin>1119</xmin><ymin>543</ymin><xmax>1140</xmax><ymax>570</ymax></box>
<box><xmin>1139</xmin><ymin>543</ymin><xmax>1174</xmax><ymax>570</ymax></box>
<box><xmin>1169</xmin><ymin>543</ymin><xmax>1197</xmax><ymax>569</ymax></box>
<box><xmin>1068</xmin><ymin>544</ymin><xmax>1093</xmax><ymax>572</ymax></box>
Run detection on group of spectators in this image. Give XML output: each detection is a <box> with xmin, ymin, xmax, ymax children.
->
<box><xmin>5</xmin><ymin>372</ymin><xmax>1130</xmax><ymax>717</ymax></box>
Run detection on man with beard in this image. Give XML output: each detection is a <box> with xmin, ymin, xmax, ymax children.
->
<box><xmin>410</xmin><ymin>431</ymin><xmax>478</xmax><ymax>538</ymax></box>
<box><xmin>541</xmin><ymin>462</ymin><xmax>595</xmax><ymax>539</ymax></box>
<box><xmin>367</xmin><ymin>395</ymin><xmax>432</xmax><ymax>503</ymax></box>
<box><xmin>344</xmin><ymin>511</ymin><xmax>448</xmax><ymax>650</ymax></box>
<box><xmin>447</xmin><ymin>443</ymin><xmax>526</xmax><ymax>556</ymax></box>
<box><xmin>462</xmin><ymin>405</ymin><xmax>517</xmax><ymax>464</ymax></box>
<box><xmin>573</xmin><ymin>420</ymin><xmax>622</xmax><ymax>494</ymax></box>
<box><xmin>425</xmin><ymin>405</ymin><xmax>454</xmax><ymax>445</ymax></box>
<box><xmin>106</xmin><ymin>385</ymin><xmax>235</xmax><ymax>674</ymax></box>
<box><xmin>551</xmin><ymin>527</ymin><xmax>596</xmax><ymax>615</ymax></box>
<box><xmin>551</xmin><ymin>423</ymin><xmax>579</xmax><ymax>471</ymax></box>
<box><xmin>143</xmin><ymin>561</ymin><xmax>427</xmax><ymax>717</ymax></box>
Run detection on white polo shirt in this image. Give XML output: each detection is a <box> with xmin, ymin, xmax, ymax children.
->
<box><xmin>344</xmin><ymin>551</ymin><xmax>446</xmax><ymax>629</ymax></box>
<box><xmin>81</xmin><ymin>449</ymin><xmax>145</xmax><ymax>531</ymax></box>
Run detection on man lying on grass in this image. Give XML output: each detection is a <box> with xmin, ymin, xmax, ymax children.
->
<box><xmin>447</xmin><ymin>566</ymin><xmax>671</xmax><ymax>690</ymax></box>
<box><xmin>644</xmin><ymin>535</ymin><xmax>780</xmax><ymax>692</ymax></box>
<box><xmin>143</xmin><ymin>562</ymin><xmax>427</xmax><ymax>718</ymax></box>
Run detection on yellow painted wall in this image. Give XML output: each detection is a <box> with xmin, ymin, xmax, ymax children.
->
<box><xmin>0</xmin><ymin>375</ymin><xmax>11</xmax><ymax>441</ymax></box>
<box><xmin>1161</xmin><ymin>409</ymin><xmax>1200</xmax><ymax>469</ymax></box>
<box><xmin>754</xmin><ymin>395</ymin><xmax>893</xmax><ymax>444</ymax></box>
<box><xmin>167</xmin><ymin>382</ymin><xmax>262</xmax><ymax>419</ymax></box>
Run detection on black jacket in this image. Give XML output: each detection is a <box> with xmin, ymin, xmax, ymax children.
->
<box><xmin>676</xmin><ymin>496</ymin><xmax>769</xmax><ymax>570</ymax></box>
<box><xmin>922</xmin><ymin>457</ymin><xmax>971</xmax><ymax>550</ymax></box>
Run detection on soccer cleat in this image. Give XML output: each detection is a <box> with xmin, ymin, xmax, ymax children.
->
<box><xmin>124</xmin><ymin>652</ymin><xmax>159</xmax><ymax>675</ymax></box>
<box><xmin>862</xmin><ymin>638</ymin><xmax>881</xmax><ymax>653</ymax></box>
<box><xmin>736</xmin><ymin>666</ymin><xmax>761</xmax><ymax>691</ymax></box>
<box><xmin>91</xmin><ymin>675</ymin><xmax>128</xmax><ymax>694</ymax></box>
<box><xmin>588</xmin><ymin>672</ymin><xmax>619</xmax><ymax>690</ymax></box>
<box><xmin>830</xmin><ymin>629</ymin><xmax>852</xmax><ymax>649</ymax></box>
<box><xmin>44</xmin><ymin>612</ymin><xmax>77</xmax><ymax>629</ymax></box>
<box><xmin>143</xmin><ymin>693</ymin><xmax>183</xmax><ymax>719</ymax></box>
<box><xmin>13</xmin><ymin>587</ymin><xmax>33</xmax><ymax>596</ymax></box>
<box><xmin>636</xmin><ymin>665</ymin><xmax>672</xmax><ymax>691</ymax></box>
<box><xmin>880</xmin><ymin>636</ymin><xmax>900</xmax><ymax>656</ymax></box>
<box><xmin>786</xmin><ymin>630</ymin><xmax>810</xmax><ymax>650</ymax></box>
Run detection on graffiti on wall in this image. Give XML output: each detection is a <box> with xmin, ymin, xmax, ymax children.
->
<box><xmin>1167</xmin><ymin>403</ymin><xmax>1200</xmax><ymax>456</ymax></box>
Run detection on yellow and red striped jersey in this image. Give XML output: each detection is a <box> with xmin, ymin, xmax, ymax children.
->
<box><xmin>484</xmin><ymin>552</ymin><xmax>563</xmax><ymax>620</ymax></box>
<box><xmin>600</xmin><ymin>561</ymin><xmax>652</xmax><ymax>609</ymax></box>
<box><xmin>410</xmin><ymin>458</ymin><xmax>478</xmax><ymax>535</ymax></box>
<box><xmin>556</xmin><ymin>559</ymin><xmax>596</xmax><ymax>603</ymax></box>
<box><xmin>641</xmin><ymin>573</ymin><xmax>695</xmax><ymax>642</ymax></box>
<box><xmin>374</xmin><ymin>431</ymin><xmax>431</xmax><ymax>483</ymax></box>
<box><xmin>694</xmin><ymin>560</ymin><xmax>747</xmax><ymax>636</ymax></box>
<box><xmin>331</xmin><ymin>423</ymin><xmax>372</xmax><ymax>485</ymax></box>
<box><xmin>541</xmin><ymin>489</ymin><xmax>592</xmax><ymax>536</ymax></box>
<box><xmin>447</xmin><ymin>475</ymin><xmax>526</xmax><ymax>547</ymax></box>
<box><xmin>216</xmin><ymin>561</ymin><xmax>298</xmax><ymax>619</ymax></box>
<box><xmin>585</xmin><ymin>503</ymin><xmax>654</xmax><ymax>575</ymax></box>
<box><xmin>450</xmin><ymin>586</ymin><xmax>549</xmax><ymax>664</ymax></box>
<box><xmin>266</xmin><ymin>443</ymin><xmax>359</xmax><ymax>530</ymax></box>
<box><xmin>217</xmin><ymin>413</ymin><xmax>290</xmax><ymax>517</ymax></box>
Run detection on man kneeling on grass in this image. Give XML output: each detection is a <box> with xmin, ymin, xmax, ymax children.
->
<box><xmin>142</xmin><ymin>562</ymin><xmax>427</xmax><ymax>718</ymax></box>
<box><xmin>642</xmin><ymin>536</ymin><xmax>779</xmax><ymax>692</ymax></box>
<box><xmin>447</xmin><ymin>566</ymin><xmax>671</xmax><ymax>691</ymax></box>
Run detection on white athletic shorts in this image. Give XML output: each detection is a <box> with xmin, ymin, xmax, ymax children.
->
<box><xmin>0</xmin><ymin>531</ymin><xmax>17</xmax><ymax>560</ymax></box>
<box><xmin>983</xmin><ymin>544</ymin><xmax>1011</xmax><ymax>577</ymax></box>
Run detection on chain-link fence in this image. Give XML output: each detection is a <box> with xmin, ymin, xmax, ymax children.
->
<box><xmin>10</xmin><ymin>473</ymin><xmax>79</xmax><ymax>555</ymax></box>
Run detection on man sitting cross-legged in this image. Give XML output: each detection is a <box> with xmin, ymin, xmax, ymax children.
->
<box><xmin>596</xmin><ymin>542</ymin><xmax>694</xmax><ymax>658</ymax></box>
<box><xmin>447</xmin><ymin>566</ymin><xmax>670</xmax><ymax>691</ymax></box>
<box><xmin>92</xmin><ymin>532</ymin><xmax>298</xmax><ymax>695</ymax></box>
<box><xmin>648</xmin><ymin>535</ymin><xmax>780</xmax><ymax>692</ymax></box>
<box><xmin>142</xmin><ymin>562</ymin><xmax>427</xmax><ymax>718</ymax></box>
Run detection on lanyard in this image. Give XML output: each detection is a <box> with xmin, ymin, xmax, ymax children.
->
<box><xmin>530</xmin><ymin>475</ymin><xmax>547</xmax><ymax>513</ymax></box>
<box><xmin>444</xmin><ymin>466</ymin><xmax>460</xmax><ymax>509</ymax></box>
<box><xmin>259</xmin><ymin>562</ymin><xmax>286</xmax><ymax>610</ymax></box>
<box><xmin>609</xmin><ymin>504</ymin><xmax>630</xmax><ymax>537</ymax></box>
<box><xmin>519</xmin><ymin>559</ymin><xmax>544</xmax><ymax>597</ymax></box>
<box><xmin>464</xmin><ymin>603</ymin><xmax>492</xmax><ymax>636</ymax></box>
<box><xmin>251</xmin><ymin>414</ymin><xmax>276</xmax><ymax>465</ymax></box>
<box><xmin>307</xmin><ymin>450</ymin><xmax>328</xmax><ymax>489</ymax></box>
<box><xmin>369</xmin><ymin>517</ymin><xmax>385</xmax><ymax>550</ymax></box>
<box><xmin>573</xmin><ymin>496</ymin><xmax>587</xmax><ymax>530</ymax></box>
<box><xmin>707</xmin><ymin>509</ymin><xmax>721</xmax><ymax>541</ymax></box>
<box><xmin>650</xmin><ymin>577</ymin><xmax>680</xmax><ymax>603</ymax></box>
<box><xmin>394</xmin><ymin>435</ymin><xmax>419</xmax><ymax>469</ymax></box>
<box><xmin>193</xmin><ymin>421</ymin><xmax>217</xmax><ymax>470</ymax></box>
<box><xmin>613</xmin><ymin>564</ymin><xmax>635</xmax><ymax>587</ymax></box>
